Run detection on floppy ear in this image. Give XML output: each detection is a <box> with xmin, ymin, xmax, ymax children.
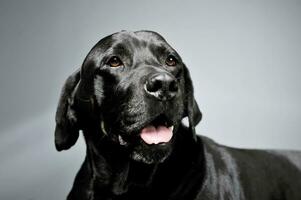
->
<box><xmin>183</xmin><ymin>64</ymin><xmax>202</xmax><ymax>140</ymax></box>
<box><xmin>54</xmin><ymin>69</ymin><xmax>81</xmax><ymax>151</ymax></box>
<box><xmin>55</xmin><ymin>61</ymin><xmax>98</xmax><ymax>151</ymax></box>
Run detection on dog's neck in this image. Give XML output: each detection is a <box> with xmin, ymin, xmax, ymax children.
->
<box><xmin>83</xmin><ymin>124</ymin><xmax>205</xmax><ymax>198</ymax></box>
<box><xmin>83</xmin><ymin>132</ymin><xmax>160</xmax><ymax>195</ymax></box>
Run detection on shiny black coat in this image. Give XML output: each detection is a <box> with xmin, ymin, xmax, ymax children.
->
<box><xmin>54</xmin><ymin>31</ymin><xmax>301</xmax><ymax>200</ymax></box>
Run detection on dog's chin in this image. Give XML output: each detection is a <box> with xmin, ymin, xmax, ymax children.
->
<box><xmin>128</xmin><ymin>116</ymin><xmax>176</xmax><ymax>164</ymax></box>
<box><xmin>130</xmin><ymin>142</ymin><xmax>173</xmax><ymax>164</ymax></box>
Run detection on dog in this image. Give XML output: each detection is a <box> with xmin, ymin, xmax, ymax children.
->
<box><xmin>55</xmin><ymin>30</ymin><xmax>301</xmax><ymax>200</ymax></box>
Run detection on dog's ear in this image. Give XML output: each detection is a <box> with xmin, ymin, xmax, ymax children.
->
<box><xmin>54</xmin><ymin>69</ymin><xmax>81</xmax><ymax>151</ymax></box>
<box><xmin>55</xmin><ymin>61</ymin><xmax>98</xmax><ymax>151</ymax></box>
<box><xmin>183</xmin><ymin>64</ymin><xmax>202</xmax><ymax>140</ymax></box>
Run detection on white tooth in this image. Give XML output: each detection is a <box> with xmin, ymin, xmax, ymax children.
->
<box><xmin>118</xmin><ymin>135</ymin><xmax>127</xmax><ymax>145</ymax></box>
<box><xmin>169</xmin><ymin>126</ymin><xmax>174</xmax><ymax>131</ymax></box>
<box><xmin>101</xmin><ymin>120</ymin><xmax>108</xmax><ymax>135</ymax></box>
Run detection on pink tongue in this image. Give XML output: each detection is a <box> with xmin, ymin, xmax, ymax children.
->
<box><xmin>140</xmin><ymin>125</ymin><xmax>173</xmax><ymax>144</ymax></box>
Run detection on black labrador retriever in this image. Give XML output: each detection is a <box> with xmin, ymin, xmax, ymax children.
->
<box><xmin>55</xmin><ymin>30</ymin><xmax>301</xmax><ymax>200</ymax></box>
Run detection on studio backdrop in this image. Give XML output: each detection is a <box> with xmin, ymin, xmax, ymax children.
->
<box><xmin>0</xmin><ymin>0</ymin><xmax>300</xmax><ymax>199</ymax></box>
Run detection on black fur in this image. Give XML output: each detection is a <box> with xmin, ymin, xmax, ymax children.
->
<box><xmin>55</xmin><ymin>31</ymin><xmax>301</xmax><ymax>200</ymax></box>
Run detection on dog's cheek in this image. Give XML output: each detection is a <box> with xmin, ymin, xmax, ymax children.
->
<box><xmin>94</xmin><ymin>75</ymin><xmax>105</xmax><ymax>105</ymax></box>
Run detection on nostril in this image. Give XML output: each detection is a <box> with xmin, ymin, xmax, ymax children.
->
<box><xmin>169</xmin><ymin>80</ymin><xmax>178</xmax><ymax>92</ymax></box>
<box><xmin>146</xmin><ymin>78</ymin><xmax>162</xmax><ymax>92</ymax></box>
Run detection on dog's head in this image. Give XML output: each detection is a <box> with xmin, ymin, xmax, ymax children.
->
<box><xmin>55</xmin><ymin>31</ymin><xmax>201</xmax><ymax>164</ymax></box>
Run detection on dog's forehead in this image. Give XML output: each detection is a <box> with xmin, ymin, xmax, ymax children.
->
<box><xmin>112</xmin><ymin>31</ymin><xmax>167</xmax><ymax>46</ymax></box>
<box><xmin>93</xmin><ymin>31</ymin><xmax>172</xmax><ymax>55</ymax></box>
<box><xmin>112</xmin><ymin>31</ymin><xmax>178</xmax><ymax>61</ymax></box>
<box><xmin>87</xmin><ymin>31</ymin><xmax>178</xmax><ymax>66</ymax></box>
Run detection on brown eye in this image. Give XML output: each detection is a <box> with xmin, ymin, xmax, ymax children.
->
<box><xmin>107</xmin><ymin>56</ymin><xmax>123</xmax><ymax>67</ymax></box>
<box><xmin>165</xmin><ymin>55</ymin><xmax>177</xmax><ymax>66</ymax></box>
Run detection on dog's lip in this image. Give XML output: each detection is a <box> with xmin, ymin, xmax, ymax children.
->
<box><xmin>100</xmin><ymin>120</ymin><xmax>129</xmax><ymax>146</ymax></box>
<box><xmin>100</xmin><ymin>114</ymin><xmax>175</xmax><ymax>146</ymax></box>
<box><xmin>118</xmin><ymin>135</ymin><xmax>128</xmax><ymax>146</ymax></box>
<box><xmin>118</xmin><ymin>126</ymin><xmax>174</xmax><ymax>146</ymax></box>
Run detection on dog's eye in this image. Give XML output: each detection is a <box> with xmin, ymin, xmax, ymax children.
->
<box><xmin>165</xmin><ymin>55</ymin><xmax>177</xmax><ymax>66</ymax></box>
<box><xmin>107</xmin><ymin>56</ymin><xmax>123</xmax><ymax>67</ymax></box>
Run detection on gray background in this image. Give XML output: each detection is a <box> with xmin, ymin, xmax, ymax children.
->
<box><xmin>0</xmin><ymin>0</ymin><xmax>300</xmax><ymax>199</ymax></box>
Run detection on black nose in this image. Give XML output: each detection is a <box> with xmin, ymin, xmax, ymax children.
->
<box><xmin>144</xmin><ymin>73</ymin><xmax>178</xmax><ymax>101</ymax></box>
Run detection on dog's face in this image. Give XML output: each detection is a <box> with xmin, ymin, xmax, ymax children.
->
<box><xmin>55</xmin><ymin>31</ymin><xmax>202</xmax><ymax>164</ymax></box>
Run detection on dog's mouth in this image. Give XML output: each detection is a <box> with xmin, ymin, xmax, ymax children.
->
<box><xmin>139</xmin><ymin>115</ymin><xmax>174</xmax><ymax>145</ymax></box>
<box><xmin>101</xmin><ymin>114</ymin><xmax>174</xmax><ymax>146</ymax></box>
